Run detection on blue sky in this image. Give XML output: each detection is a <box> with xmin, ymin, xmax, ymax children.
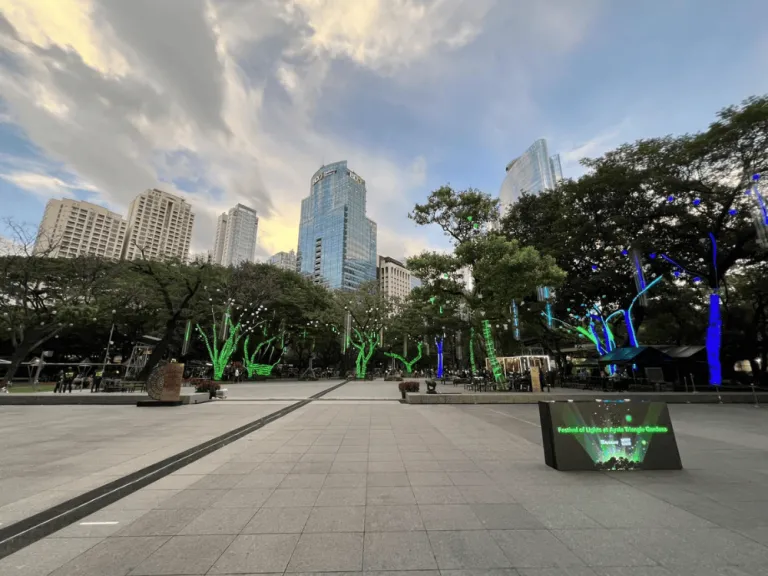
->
<box><xmin>1</xmin><ymin>0</ymin><xmax>766</xmax><ymax>259</ymax></box>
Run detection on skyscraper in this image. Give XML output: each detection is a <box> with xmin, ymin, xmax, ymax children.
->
<box><xmin>297</xmin><ymin>161</ymin><xmax>377</xmax><ymax>290</ymax></box>
<box><xmin>212</xmin><ymin>212</ymin><xmax>228</xmax><ymax>265</ymax></box>
<box><xmin>214</xmin><ymin>204</ymin><xmax>259</xmax><ymax>267</ymax></box>
<box><xmin>123</xmin><ymin>189</ymin><xmax>194</xmax><ymax>262</ymax></box>
<box><xmin>33</xmin><ymin>198</ymin><xmax>127</xmax><ymax>260</ymax></box>
<box><xmin>498</xmin><ymin>139</ymin><xmax>563</xmax><ymax>216</ymax></box>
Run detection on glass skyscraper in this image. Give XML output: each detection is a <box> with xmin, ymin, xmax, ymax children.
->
<box><xmin>297</xmin><ymin>161</ymin><xmax>377</xmax><ymax>290</ymax></box>
<box><xmin>499</xmin><ymin>138</ymin><xmax>563</xmax><ymax>216</ymax></box>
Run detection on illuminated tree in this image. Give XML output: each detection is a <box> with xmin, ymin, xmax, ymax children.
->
<box><xmin>243</xmin><ymin>327</ymin><xmax>285</xmax><ymax>378</ymax></box>
<box><xmin>384</xmin><ymin>341</ymin><xmax>423</xmax><ymax>374</ymax></box>
<box><xmin>196</xmin><ymin>299</ymin><xmax>264</xmax><ymax>381</ymax></box>
<box><xmin>341</xmin><ymin>282</ymin><xmax>389</xmax><ymax>379</ymax></box>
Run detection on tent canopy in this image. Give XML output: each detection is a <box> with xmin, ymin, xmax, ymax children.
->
<box><xmin>598</xmin><ymin>346</ymin><xmax>673</xmax><ymax>366</ymax></box>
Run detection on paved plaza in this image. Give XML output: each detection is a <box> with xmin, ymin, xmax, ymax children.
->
<box><xmin>1</xmin><ymin>380</ymin><xmax>767</xmax><ymax>575</ymax></box>
<box><xmin>0</xmin><ymin>401</ymin><xmax>294</xmax><ymax>527</ymax></box>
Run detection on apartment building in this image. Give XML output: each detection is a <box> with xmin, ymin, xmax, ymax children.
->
<box><xmin>123</xmin><ymin>189</ymin><xmax>194</xmax><ymax>262</ymax></box>
<box><xmin>33</xmin><ymin>198</ymin><xmax>127</xmax><ymax>259</ymax></box>
<box><xmin>377</xmin><ymin>255</ymin><xmax>413</xmax><ymax>302</ymax></box>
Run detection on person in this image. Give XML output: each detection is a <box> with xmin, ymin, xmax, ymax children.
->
<box><xmin>91</xmin><ymin>369</ymin><xmax>103</xmax><ymax>393</ymax></box>
<box><xmin>62</xmin><ymin>368</ymin><xmax>74</xmax><ymax>393</ymax></box>
<box><xmin>53</xmin><ymin>369</ymin><xmax>65</xmax><ymax>393</ymax></box>
<box><xmin>234</xmin><ymin>367</ymin><xmax>241</xmax><ymax>383</ymax></box>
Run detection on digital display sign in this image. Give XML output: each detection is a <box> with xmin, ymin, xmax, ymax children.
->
<box><xmin>538</xmin><ymin>400</ymin><xmax>682</xmax><ymax>471</ymax></box>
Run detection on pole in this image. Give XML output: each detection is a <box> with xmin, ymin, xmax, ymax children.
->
<box><xmin>751</xmin><ymin>381</ymin><xmax>760</xmax><ymax>408</ymax></box>
<box><xmin>32</xmin><ymin>356</ymin><xmax>45</xmax><ymax>392</ymax></box>
<box><xmin>102</xmin><ymin>322</ymin><xmax>115</xmax><ymax>375</ymax></box>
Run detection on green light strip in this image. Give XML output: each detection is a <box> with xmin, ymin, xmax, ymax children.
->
<box><xmin>384</xmin><ymin>341</ymin><xmax>423</xmax><ymax>373</ymax></box>
<box><xmin>482</xmin><ymin>320</ymin><xmax>504</xmax><ymax>383</ymax></box>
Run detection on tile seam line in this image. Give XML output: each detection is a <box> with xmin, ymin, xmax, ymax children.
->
<box><xmin>0</xmin><ymin>379</ymin><xmax>350</xmax><ymax>561</ymax></box>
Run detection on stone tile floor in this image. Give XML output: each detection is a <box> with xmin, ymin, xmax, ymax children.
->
<box><xmin>0</xmin><ymin>400</ymin><xmax>767</xmax><ymax>576</ymax></box>
<box><xmin>0</xmin><ymin>402</ymin><xmax>294</xmax><ymax>526</ymax></box>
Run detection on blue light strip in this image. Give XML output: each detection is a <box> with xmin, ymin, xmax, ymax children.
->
<box><xmin>705</xmin><ymin>233</ymin><xmax>721</xmax><ymax>386</ymax></box>
<box><xmin>589</xmin><ymin>322</ymin><xmax>605</xmax><ymax>355</ymax></box>
<box><xmin>512</xmin><ymin>300</ymin><xmax>520</xmax><ymax>340</ymax></box>
<box><xmin>755</xmin><ymin>181</ymin><xmax>768</xmax><ymax>224</ymax></box>
<box><xmin>626</xmin><ymin>275</ymin><xmax>664</xmax><ymax>347</ymax></box>
<box><xmin>632</xmin><ymin>251</ymin><xmax>646</xmax><ymax>291</ymax></box>
<box><xmin>706</xmin><ymin>293</ymin><xmax>722</xmax><ymax>385</ymax></box>
<box><xmin>605</xmin><ymin>310</ymin><xmax>624</xmax><ymax>323</ymax></box>
<box><xmin>436</xmin><ymin>337</ymin><xmax>444</xmax><ymax>378</ymax></box>
<box><xmin>545</xmin><ymin>302</ymin><xmax>553</xmax><ymax>328</ymax></box>
<box><xmin>660</xmin><ymin>254</ymin><xmax>698</xmax><ymax>277</ymax></box>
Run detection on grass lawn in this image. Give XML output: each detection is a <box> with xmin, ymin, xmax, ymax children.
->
<box><xmin>7</xmin><ymin>383</ymin><xmax>57</xmax><ymax>393</ymax></box>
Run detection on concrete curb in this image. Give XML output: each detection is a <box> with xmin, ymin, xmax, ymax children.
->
<box><xmin>0</xmin><ymin>392</ymin><xmax>211</xmax><ymax>406</ymax></box>
<box><xmin>406</xmin><ymin>391</ymin><xmax>768</xmax><ymax>404</ymax></box>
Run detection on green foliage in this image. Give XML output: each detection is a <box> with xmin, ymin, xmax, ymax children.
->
<box><xmin>409</xmin><ymin>185</ymin><xmax>500</xmax><ymax>245</ymax></box>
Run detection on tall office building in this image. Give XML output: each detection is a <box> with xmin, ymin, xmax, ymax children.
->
<box><xmin>498</xmin><ymin>138</ymin><xmax>563</xmax><ymax>216</ymax></box>
<box><xmin>378</xmin><ymin>256</ymin><xmax>413</xmax><ymax>302</ymax></box>
<box><xmin>212</xmin><ymin>212</ymin><xmax>228</xmax><ymax>264</ymax></box>
<box><xmin>297</xmin><ymin>161</ymin><xmax>377</xmax><ymax>290</ymax></box>
<box><xmin>123</xmin><ymin>189</ymin><xmax>194</xmax><ymax>262</ymax></box>
<box><xmin>33</xmin><ymin>198</ymin><xmax>128</xmax><ymax>260</ymax></box>
<box><xmin>214</xmin><ymin>204</ymin><xmax>259</xmax><ymax>267</ymax></box>
<box><xmin>267</xmin><ymin>250</ymin><xmax>297</xmax><ymax>272</ymax></box>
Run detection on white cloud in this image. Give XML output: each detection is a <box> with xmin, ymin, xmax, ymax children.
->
<box><xmin>557</xmin><ymin>118</ymin><xmax>634</xmax><ymax>178</ymax></box>
<box><xmin>292</xmin><ymin>0</ymin><xmax>494</xmax><ymax>73</ymax></box>
<box><xmin>0</xmin><ymin>0</ymin><xmax>602</xmax><ymax>262</ymax></box>
<box><xmin>0</xmin><ymin>171</ymin><xmax>99</xmax><ymax>200</ymax></box>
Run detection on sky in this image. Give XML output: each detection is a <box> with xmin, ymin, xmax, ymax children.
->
<box><xmin>0</xmin><ymin>0</ymin><xmax>766</xmax><ymax>261</ymax></box>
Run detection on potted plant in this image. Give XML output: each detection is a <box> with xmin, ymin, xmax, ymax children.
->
<box><xmin>397</xmin><ymin>381</ymin><xmax>420</xmax><ymax>400</ymax></box>
<box><xmin>192</xmin><ymin>379</ymin><xmax>221</xmax><ymax>399</ymax></box>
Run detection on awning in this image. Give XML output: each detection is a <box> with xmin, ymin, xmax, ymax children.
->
<box><xmin>597</xmin><ymin>346</ymin><xmax>673</xmax><ymax>366</ymax></box>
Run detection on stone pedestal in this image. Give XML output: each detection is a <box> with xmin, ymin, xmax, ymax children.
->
<box><xmin>140</xmin><ymin>362</ymin><xmax>185</xmax><ymax>407</ymax></box>
<box><xmin>159</xmin><ymin>363</ymin><xmax>184</xmax><ymax>402</ymax></box>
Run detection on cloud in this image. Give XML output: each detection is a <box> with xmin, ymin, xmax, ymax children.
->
<box><xmin>292</xmin><ymin>0</ymin><xmax>494</xmax><ymax>73</ymax></box>
<box><xmin>0</xmin><ymin>170</ymin><xmax>98</xmax><ymax>200</ymax></box>
<box><xmin>558</xmin><ymin>118</ymin><xmax>634</xmax><ymax>177</ymax></box>
<box><xmin>0</xmin><ymin>0</ymin><xmax>602</xmax><ymax>263</ymax></box>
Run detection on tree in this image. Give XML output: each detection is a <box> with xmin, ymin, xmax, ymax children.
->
<box><xmin>0</xmin><ymin>222</ymin><xmax>114</xmax><ymax>387</ymax></box>
<box><xmin>504</xmin><ymin>95</ymin><xmax>768</xmax><ymax>383</ymax></box>
<box><xmin>130</xmin><ymin>257</ymin><xmax>211</xmax><ymax>379</ymax></box>
<box><xmin>408</xmin><ymin>186</ymin><xmax>565</xmax><ymax>380</ymax></box>
<box><xmin>339</xmin><ymin>282</ymin><xmax>391</xmax><ymax>378</ymax></box>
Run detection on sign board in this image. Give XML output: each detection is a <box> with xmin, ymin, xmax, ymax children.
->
<box><xmin>538</xmin><ymin>400</ymin><xmax>682</xmax><ymax>471</ymax></box>
<box><xmin>530</xmin><ymin>366</ymin><xmax>541</xmax><ymax>392</ymax></box>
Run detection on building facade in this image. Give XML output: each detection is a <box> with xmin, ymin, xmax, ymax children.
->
<box><xmin>33</xmin><ymin>198</ymin><xmax>127</xmax><ymax>260</ymax></box>
<box><xmin>212</xmin><ymin>212</ymin><xmax>228</xmax><ymax>265</ymax></box>
<box><xmin>216</xmin><ymin>204</ymin><xmax>258</xmax><ymax>267</ymax></box>
<box><xmin>499</xmin><ymin>139</ymin><xmax>563</xmax><ymax>216</ymax></box>
<box><xmin>297</xmin><ymin>161</ymin><xmax>377</xmax><ymax>290</ymax></box>
<box><xmin>267</xmin><ymin>250</ymin><xmax>297</xmax><ymax>272</ymax></box>
<box><xmin>123</xmin><ymin>189</ymin><xmax>194</xmax><ymax>262</ymax></box>
<box><xmin>377</xmin><ymin>256</ymin><xmax>412</xmax><ymax>302</ymax></box>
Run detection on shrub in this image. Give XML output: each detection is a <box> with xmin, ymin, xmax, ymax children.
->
<box><xmin>191</xmin><ymin>379</ymin><xmax>220</xmax><ymax>393</ymax></box>
<box><xmin>398</xmin><ymin>381</ymin><xmax>420</xmax><ymax>393</ymax></box>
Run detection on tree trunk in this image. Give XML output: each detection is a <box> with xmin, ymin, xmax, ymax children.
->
<box><xmin>1</xmin><ymin>340</ymin><xmax>34</xmax><ymax>387</ymax></box>
<box><xmin>138</xmin><ymin>320</ymin><xmax>175</xmax><ymax>381</ymax></box>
